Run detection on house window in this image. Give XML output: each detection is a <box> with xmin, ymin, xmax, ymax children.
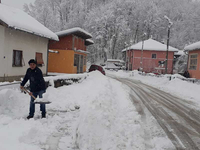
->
<box><xmin>35</xmin><ymin>52</ymin><xmax>44</xmax><ymax>67</ymax></box>
<box><xmin>13</xmin><ymin>50</ymin><xmax>23</xmax><ymax>67</ymax></box>
<box><xmin>189</xmin><ymin>54</ymin><xmax>198</xmax><ymax>70</ymax></box>
<box><xmin>152</xmin><ymin>54</ymin><xmax>157</xmax><ymax>59</ymax></box>
<box><xmin>74</xmin><ymin>54</ymin><xmax>79</xmax><ymax>66</ymax></box>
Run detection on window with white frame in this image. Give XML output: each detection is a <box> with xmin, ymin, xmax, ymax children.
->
<box><xmin>189</xmin><ymin>53</ymin><xmax>198</xmax><ymax>70</ymax></box>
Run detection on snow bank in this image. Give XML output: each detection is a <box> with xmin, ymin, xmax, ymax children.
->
<box><xmin>45</xmin><ymin>73</ymin><xmax>87</xmax><ymax>81</ymax></box>
<box><xmin>107</xmin><ymin>70</ymin><xmax>200</xmax><ymax>107</ymax></box>
<box><xmin>74</xmin><ymin>71</ymin><xmax>144</xmax><ymax>149</ymax></box>
<box><xmin>0</xmin><ymin>71</ymin><xmax>146</xmax><ymax>149</ymax></box>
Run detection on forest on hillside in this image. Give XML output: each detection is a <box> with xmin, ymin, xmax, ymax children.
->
<box><xmin>24</xmin><ymin>0</ymin><xmax>200</xmax><ymax>62</ymax></box>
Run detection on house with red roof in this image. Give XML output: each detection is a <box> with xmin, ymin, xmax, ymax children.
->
<box><xmin>0</xmin><ymin>2</ymin><xmax>58</xmax><ymax>82</ymax></box>
<box><xmin>122</xmin><ymin>39</ymin><xmax>178</xmax><ymax>74</ymax></box>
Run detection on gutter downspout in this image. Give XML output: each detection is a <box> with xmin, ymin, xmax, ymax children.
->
<box><xmin>46</xmin><ymin>40</ymin><xmax>49</xmax><ymax>76</ymax></box>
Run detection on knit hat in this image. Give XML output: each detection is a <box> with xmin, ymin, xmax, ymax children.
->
<box><xmin>28</xmin><ymin>59</ymin><xmax>37</xmax><ymax>65</ymax></box>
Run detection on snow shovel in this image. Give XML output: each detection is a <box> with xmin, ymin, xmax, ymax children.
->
<box><xmin>22</xmin><ymin>87</ymin><xmax>51</xmax><ymax>104</ymax></box>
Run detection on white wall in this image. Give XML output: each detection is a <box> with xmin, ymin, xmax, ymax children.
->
<box><xmin>1</xmin><ymin>27</ymin><xmax>49</xmax><ymax>77</ymax></box>
<box><xmin>0</xmin><ymin>25</ymin><xmax>5</xmax><ymax>77</ymax></box>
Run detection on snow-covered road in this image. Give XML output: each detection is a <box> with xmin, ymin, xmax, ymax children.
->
<box><xmin>114</xmin><ymin>77</ymin><xmax>200</xmax><ymax>150</ymax></box>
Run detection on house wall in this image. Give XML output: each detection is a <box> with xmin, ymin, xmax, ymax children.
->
<box><xmin>48</xmin><ymin>34</ymin><xmax>87</xmax><ymax>74</ymax></box>
<box><xmin>0</xmin><ymin>25</ymin><xmax>5</xmax><ymax>77</ymax></box>
<box><xmin>49</xmin><ymin>35</ymin><xmax>73</xmax><ymax>50</ymax></box>
<box><xmin>188</xmin><ymin>50</ymin><xmax>200</xmax><ymax>79</ymax></box>
<box><xmin>130</xmin><ymin>50</ymin><xmax>174</xmax><ymax>74</ymax></box>
<box><xmin>48</xmin><ymin>49</ymin><xmax>87</xmax><ymax>74</ymax></box>
<box><xmin>74</xmin><ymin>36</ymin><xmax>86</xmax><ymax>51</ymax></box>
<box><xmin>49</xmin><ymin>35</ymin><xmax>86</xmax><ymax>51</ymax></box>
<box><xmin>0</xmin><ymin>27</ymin><xmax>48</xmax><ymax>81</ymax></box>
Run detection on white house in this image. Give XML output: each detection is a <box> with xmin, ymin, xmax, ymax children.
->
<box><xmin>0</xmin><ymin>2</ymin><xmax>58</xmax><ymax>82</ymax></box>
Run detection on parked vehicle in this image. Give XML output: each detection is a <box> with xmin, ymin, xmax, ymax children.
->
<box><xmin>88</xmin><ymin>65</ymin><xmax>106</xmax><ymax>75</ymax></box>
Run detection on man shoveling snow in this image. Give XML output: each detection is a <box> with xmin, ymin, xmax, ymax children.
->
<box><xmin>20</xmin><ymin>59</ymin><xmax>47</xmax><ymax>119</ymax></box>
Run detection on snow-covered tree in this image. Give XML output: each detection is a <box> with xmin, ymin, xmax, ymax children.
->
<box><xmin>24</xmin><ymin>0</ymin><xmax>200</xmax><ymax>63</ymax></box>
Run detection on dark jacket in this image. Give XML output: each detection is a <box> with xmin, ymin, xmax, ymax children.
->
<box><xmin>21</xmin><ymin>67</ymin><xmax>46</xmax><ymax>92</ymax></box>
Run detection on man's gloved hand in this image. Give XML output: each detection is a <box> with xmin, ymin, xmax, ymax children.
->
<box><xmin>29</xmin><ymin>92</ymin><xmax>33</xmax><ymax>96</ymax></box>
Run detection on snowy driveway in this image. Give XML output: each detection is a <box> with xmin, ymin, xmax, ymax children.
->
<box><xmin>114</xmin><ymin>77</ymin><xmax>200</xmax><ymax>150</ymax></box>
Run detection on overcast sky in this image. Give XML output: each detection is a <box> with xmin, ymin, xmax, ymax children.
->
<box><xmin>1</xmin><ymin>0</ymin><xmax>35</xmax><ymax>10</ymax></box>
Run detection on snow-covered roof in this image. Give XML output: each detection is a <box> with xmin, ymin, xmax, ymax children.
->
<box><xmin>107</xmin><ymin>59</ymin><xmax>125</xmax><ymax>63</ymax></box>
<box><xmin>174</xmin><ymin>50</ymin><xmax>185</xmax><ymax>56</ymax></box>
<box><xmin>85</xmin><ymin>39</ymin><xmax>94</xmax><ymax>46</ymax></box>
<box><xmin>49</xmin><ymin>49</ymin><xmax>59</xmax><ymax>53</ymax></box>
<box><xmin>56</xmin><ymin>27</ymin><xmax>92</xmax><ymax>39</ymax></box>
<box><xmin>184</xmin><ymin>41</ymin><xmax>200</xmax><ymax>51</ymax></box>
<box><xmin>0</xmin><ymin>4</ymin><xmax>58</xmax><ymax>41</ymax></box>
<box><xmin>75</xmin><ymin>49</ymin><xmax>90</xmax><ymax>54</ymax></box>
<box><xmin>122</xmin><ymin>39</ymin><xmax>178</xmax><ymax>52</ymax></box>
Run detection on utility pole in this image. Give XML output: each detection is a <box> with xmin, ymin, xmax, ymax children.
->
<box><xmin>134</xmin><ymin>22</ymin><xmax>139</xmax><ymax>44</ymax></box>
<box><xmin>164</xmin><ymin>16</ymin><xmax>173</xmax><ymax>74</ymax></box>
<box><xmin>140</xmin><ymin>33</ymin><xmax>146</xmax><ymax>71</ymax></box>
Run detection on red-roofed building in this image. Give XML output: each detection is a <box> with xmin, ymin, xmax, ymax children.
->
<box><xmin>122</xmin><ymin>39</ymin><xmax>178</xmax><ymax>74</ymax></box>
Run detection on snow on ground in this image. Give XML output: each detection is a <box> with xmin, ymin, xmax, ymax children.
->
<box><xmin>0</xmin><ymin>71</ymin><xmax>150</xmax><ymax>150</ymax></box>
<box><xmin>106</xmin><ymin>70</ymin><xmax>200</xmax><ymax>108</ymax></box>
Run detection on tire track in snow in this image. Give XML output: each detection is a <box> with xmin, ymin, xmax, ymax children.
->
<box><xmin>114</xmin><ymin>77</ymin><xmax>200</xmax><ymax>150</ymax></box>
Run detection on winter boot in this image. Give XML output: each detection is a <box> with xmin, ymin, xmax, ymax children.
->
<box><xmin>42</xmin><ymin>113</ymin><xmax>46</xmax><ymax>118</ymax></box>
<box><xmin>27</xmin><ymin>115</ymin><xmax>34</xmax><ymax>119</ymax></box>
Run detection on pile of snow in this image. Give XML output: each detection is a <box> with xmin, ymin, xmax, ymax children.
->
<box><xmin>0</xmin><ymin>3</ymin><xmax>58</xmax><ymax>41</ymax></box>
<box><xmin>0</xmin><ymin>71</ymin><xmax>150</xmax><ymax>149</ymax></box>
<box><xmin>45</xmin><ymin>73</ymin><xmax>88</xmax><ymax>87</ymax></box>
<box><xmin>74</xmin><ymin>71</ymin><xmax>144</xmax><ymax>149</ymax></box>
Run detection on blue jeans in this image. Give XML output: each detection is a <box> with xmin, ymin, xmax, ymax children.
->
<box><xmin>29</xmin><ymin>90</ymin><xmax>46</xmax><ymax>116</ymax></box>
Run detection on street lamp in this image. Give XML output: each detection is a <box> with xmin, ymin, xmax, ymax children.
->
<box><xmin>140</xmin><ymin>33</ymin><xmax>146</xmax><ymax>71</ymax></box>
<box><xmin>164</xmin><ymin>15</ymin><xmax>173</xmax><ymax>74</ymax></box>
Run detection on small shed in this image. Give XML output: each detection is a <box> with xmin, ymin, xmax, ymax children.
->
<box><xmin>184</xmin><ymin>41</ymin><xmax>200</xmax><ymax>79</ymax></box>
<box><xmin>122</xmin><ymin>39</ymin><xmax>178</xmax><ymax>74</ymax></box>
<box><xmin>48</xmin><ymin>27</ymin><xmax>93</xmax><ymax>74</ymax></box>
<box><xmin>0</xmin><ymin>3</ymin><xmax>58</xmax><ymax>82</ymax></box>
